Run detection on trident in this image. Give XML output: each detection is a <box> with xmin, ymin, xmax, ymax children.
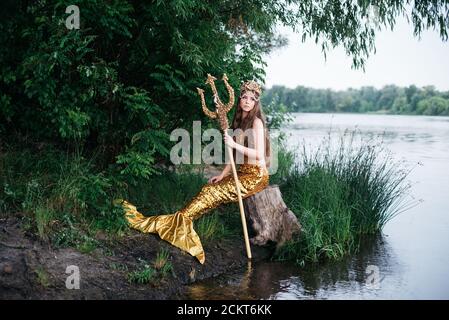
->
<box><xmin>197</xmin><ymin>73</ymin><xmax>252</xmax><ymax>260</ymax></box>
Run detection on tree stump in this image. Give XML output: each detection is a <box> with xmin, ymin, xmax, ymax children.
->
<box><xmin>243</xmin><ymin>185</ymin><xmax>301</xmax><ymax>248</ymax></box>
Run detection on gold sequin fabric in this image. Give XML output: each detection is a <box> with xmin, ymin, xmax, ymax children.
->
<box><xmin>115</xmin><ymin>164</ymin><xmax>269</xmax><ymax>264</ymax></box>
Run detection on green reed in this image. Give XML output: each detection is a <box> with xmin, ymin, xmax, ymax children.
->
<box><xmin>275</xmin><ymin>130</ymin><xmax>415</xmax><ymax>265</ymax></box>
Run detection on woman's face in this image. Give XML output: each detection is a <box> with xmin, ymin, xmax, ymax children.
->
<box><xmin>239</xmin><ymin>91</ymin><xmax>257</xmax><ymax>113</ymax></box>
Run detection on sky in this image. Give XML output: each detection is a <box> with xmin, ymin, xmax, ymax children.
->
<box><xmin>263</xmin><ymin>15</ymin><xmax>449</xmax><ymax>91</ymax></box>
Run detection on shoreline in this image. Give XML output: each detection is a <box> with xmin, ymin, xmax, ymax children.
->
<box><xmin>0</xmin><ymin>216</ymin><xmax>273</xmax><ymax>299</ymax></box>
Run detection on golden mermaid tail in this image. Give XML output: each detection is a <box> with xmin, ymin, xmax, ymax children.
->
<box><xmin>115</xmin><ymin>164</ymin><xmax>269</xmax><ymax>264</ymax></box>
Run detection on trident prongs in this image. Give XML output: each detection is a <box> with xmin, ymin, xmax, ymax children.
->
<box><xmin>197</xmin><ymin>73</ymin><xmax>235</xmax><ymax>131</ymax></box>
<box><xmin>221</xmin><ymin>74</ymin><xmax>235</xmax><ymax>113</ymax></box>
<box><xmin>197</xmin><ymin>88</ymin><xmax>217</xmax><ymax>119</ymax></box>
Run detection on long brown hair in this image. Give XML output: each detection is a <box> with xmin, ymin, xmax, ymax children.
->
<box><xmin>231</xmin><ymin>92</ymin><xmax>271</xmax><ymax>166</ymax></box>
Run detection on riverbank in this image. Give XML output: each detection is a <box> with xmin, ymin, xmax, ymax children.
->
<box><xmin>1</xmin><ymin>132</ymin><xmax>414</xmax><ymax>299</ymax></box>
<box><xmin>0</xmin><ymin>215</ymin><xmax>272</xmax><ymax>299</ymax></box>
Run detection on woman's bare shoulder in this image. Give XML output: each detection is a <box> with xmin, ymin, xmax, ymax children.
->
<box><xmin>252</xmin><ymin>117</ymin><xmax>263</xmax><ymax>128</ymax></box>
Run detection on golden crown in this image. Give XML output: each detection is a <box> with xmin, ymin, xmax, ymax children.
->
<box><xmin>240</xmin><ymin>80</ymin><xmax>262</xmax><ymax>96</ymax></box>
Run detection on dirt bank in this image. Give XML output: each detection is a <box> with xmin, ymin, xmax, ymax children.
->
<box><xmin>0</xmin><ymin>216</ymin><xmax>272</xmax><ymax>299</ymax></box>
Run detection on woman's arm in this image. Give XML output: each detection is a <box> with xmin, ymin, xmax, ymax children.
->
<box><xmin>221</xmin><ymin>163</ymin><xmax>231</xmax><ymax>177</ymax></box>
<box><xmin>208</xmin><ymin>163</ymin><xmax>231</xmax><ymax>184</ymax></box>
<box><xmin>224</xmin><ymin>118</ymin><xmax>265</xmax><ymax>161</ymax></box>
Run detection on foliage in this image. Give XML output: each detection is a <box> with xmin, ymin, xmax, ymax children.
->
<box><xmin>263</xmin><ymin>93</ymin><xmax>294</xmax><ymax>130</ymax></box>
<box><xmin>0</xmin><ymin>0</ymin><xmax>278</xmax><ymax>179</ymax></box>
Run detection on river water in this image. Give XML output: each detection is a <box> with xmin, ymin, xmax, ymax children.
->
<box><xmin>183</xmin><ymin>113</ymin><xmax>449</xmax><ymax>300</ymax></box>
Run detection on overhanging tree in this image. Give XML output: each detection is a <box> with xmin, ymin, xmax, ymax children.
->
<box><xmin>1</xmin><ymin>0</ymin><xmax>448</xmax><ymax>179</ymax></box>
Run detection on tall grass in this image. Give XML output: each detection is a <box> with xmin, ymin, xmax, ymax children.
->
<box><xmin>154</xmin><ymin>248</ymin><xmax>173</xmax><ymax>278</ymax></box>
<box><xmin>275</xmin><ymin>130</ymin><xmax>416</xmax><ymax>265</ymax></box>
<box><xmin>0</xmin><ymin>144</ymin><xmax>129</xmax><ymax>242</ymax></box>
<box><xmin>127</xmin><ymin>258</ymin><xmax>157</xmax><ymax>284</ymax></box>
<box><xmin>1</xmin><ymin>142</ymin><xmax>241</xmax><ymax>248</ymax></box>
<box><xmin>195</xmin><ymin>213</ymin><xmax>227</xmax><ymax>241</ymax></box>
<box><xmin>269</xmin><ymin>138</ymin><xmax>297</xmax><ymax>186</ymax></box>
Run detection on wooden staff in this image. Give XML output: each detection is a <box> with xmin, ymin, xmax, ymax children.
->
<box><xmin>197</xmin><ymin>73</ymin><xmax>252</xmax><ymax>259</ymax></box>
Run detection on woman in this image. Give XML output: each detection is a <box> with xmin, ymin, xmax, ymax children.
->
<box><xmin>118</xmin><ymin>80</ymin><xmax>270</xmax><ymax>264</ymax></box>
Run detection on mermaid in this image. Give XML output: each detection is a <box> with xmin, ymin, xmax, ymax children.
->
<box><xmin>116</xmin><ymin>80</ymin><xmax>270</xmax><ymax>264</ymax></box>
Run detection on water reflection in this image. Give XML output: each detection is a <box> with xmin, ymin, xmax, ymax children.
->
<box><xmin>185</xmin><ymin>234</ymin><xmax>402</xmax><ymax>300</ymax></box>
<box><xmin>188</xmin><ymin>261</ymin><xmax>258</xmax><ymax>300</ymax></box>
<box><xmin>277</xmin><ymin>235</ymin><xmax>403</xmax><ymax>299</ymax></box>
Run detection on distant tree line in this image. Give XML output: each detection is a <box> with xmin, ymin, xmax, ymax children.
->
<box><xmin>262</xmin><ymin>85</ymin><xmax>449</xmax><ymax>116</ymax></box>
